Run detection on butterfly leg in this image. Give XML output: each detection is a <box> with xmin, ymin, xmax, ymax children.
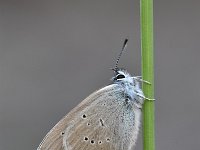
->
<box><xmin>145</xmin><ymin>97</ymin><xmax>155</xmax><ymax>101</ymax></box>
<box><xmin>135</xmin><ymin>76</ymin><xmax>142</xmax><ymax>78</ymax></box>
<box><xmin>132</xmin><ymin>77</ymin><xmax>151</xmax><ymax>85</ymax></box>
<box><xmin>136</xmin><ymin>93</ymin><xmax>155</xmax><ymax>101</ymax></box>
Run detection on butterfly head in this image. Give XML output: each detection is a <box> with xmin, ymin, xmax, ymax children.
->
<box><xmin>111</xmin><ymin>68</ymin><xmax>136</xmax><ymax>85</ymax></box>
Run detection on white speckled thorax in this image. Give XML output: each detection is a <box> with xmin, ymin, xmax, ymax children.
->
<box><xmin>112</xmin><ymin>69</ymin><xmax>145</xmax><ymax>108</ymax></box>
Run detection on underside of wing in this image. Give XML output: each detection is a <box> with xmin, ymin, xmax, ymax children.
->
<box><xmin>38</xmin><ymin>84</ymin><xmax>141</xmax><ymax>150</ymax></box>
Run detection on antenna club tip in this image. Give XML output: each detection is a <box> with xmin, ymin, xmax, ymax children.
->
<box><xmin>124</xmin><ymin>38</ymin><xmax>128</xmax><ymax>44</ymax></box>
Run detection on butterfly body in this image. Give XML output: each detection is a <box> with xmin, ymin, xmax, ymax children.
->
<box><xmin>37</xmin><ymin>69</ymin><xmax>145</xmax><ymax>150</ymax></box>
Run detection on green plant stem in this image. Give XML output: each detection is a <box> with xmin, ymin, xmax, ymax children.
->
<box><xmin>140</xmin><ymin>0</ymin><xmax>155</xmax><ymax>150</ymax></box>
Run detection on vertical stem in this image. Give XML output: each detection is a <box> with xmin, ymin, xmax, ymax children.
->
<box><xmin>140</xmin><ymin>0</ymin><xmax>155</xmax><ymax>150</ymax></box>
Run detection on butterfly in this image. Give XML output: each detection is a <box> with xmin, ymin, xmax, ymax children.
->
<box><xmin>37</xmin><ymin>39</ymin><xmax>152</xmax><ymax>150</ymax></box>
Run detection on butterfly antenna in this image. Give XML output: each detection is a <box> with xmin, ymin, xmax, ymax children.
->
<box><xmin>114</xmin><ymin>38</ymin><xmax>128</xmax><ymax>70</ymax></box>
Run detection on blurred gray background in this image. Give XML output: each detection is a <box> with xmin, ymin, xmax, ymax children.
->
<box><xmin>0</xmin><ymin>0</ymin><xmax>200</xmax><ymax>149</ymax></box>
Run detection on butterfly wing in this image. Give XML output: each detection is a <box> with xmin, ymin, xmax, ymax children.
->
<box><xmin>37</xmin><ymin>84</ymin><xmax>141</xmax><ymax>150</ymax></box>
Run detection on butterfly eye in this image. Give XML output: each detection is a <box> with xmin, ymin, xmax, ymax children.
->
<box><xmin>116</xmin><ymin>74</ymin><xmax>125</xmax><ymax>80</ymax></box>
